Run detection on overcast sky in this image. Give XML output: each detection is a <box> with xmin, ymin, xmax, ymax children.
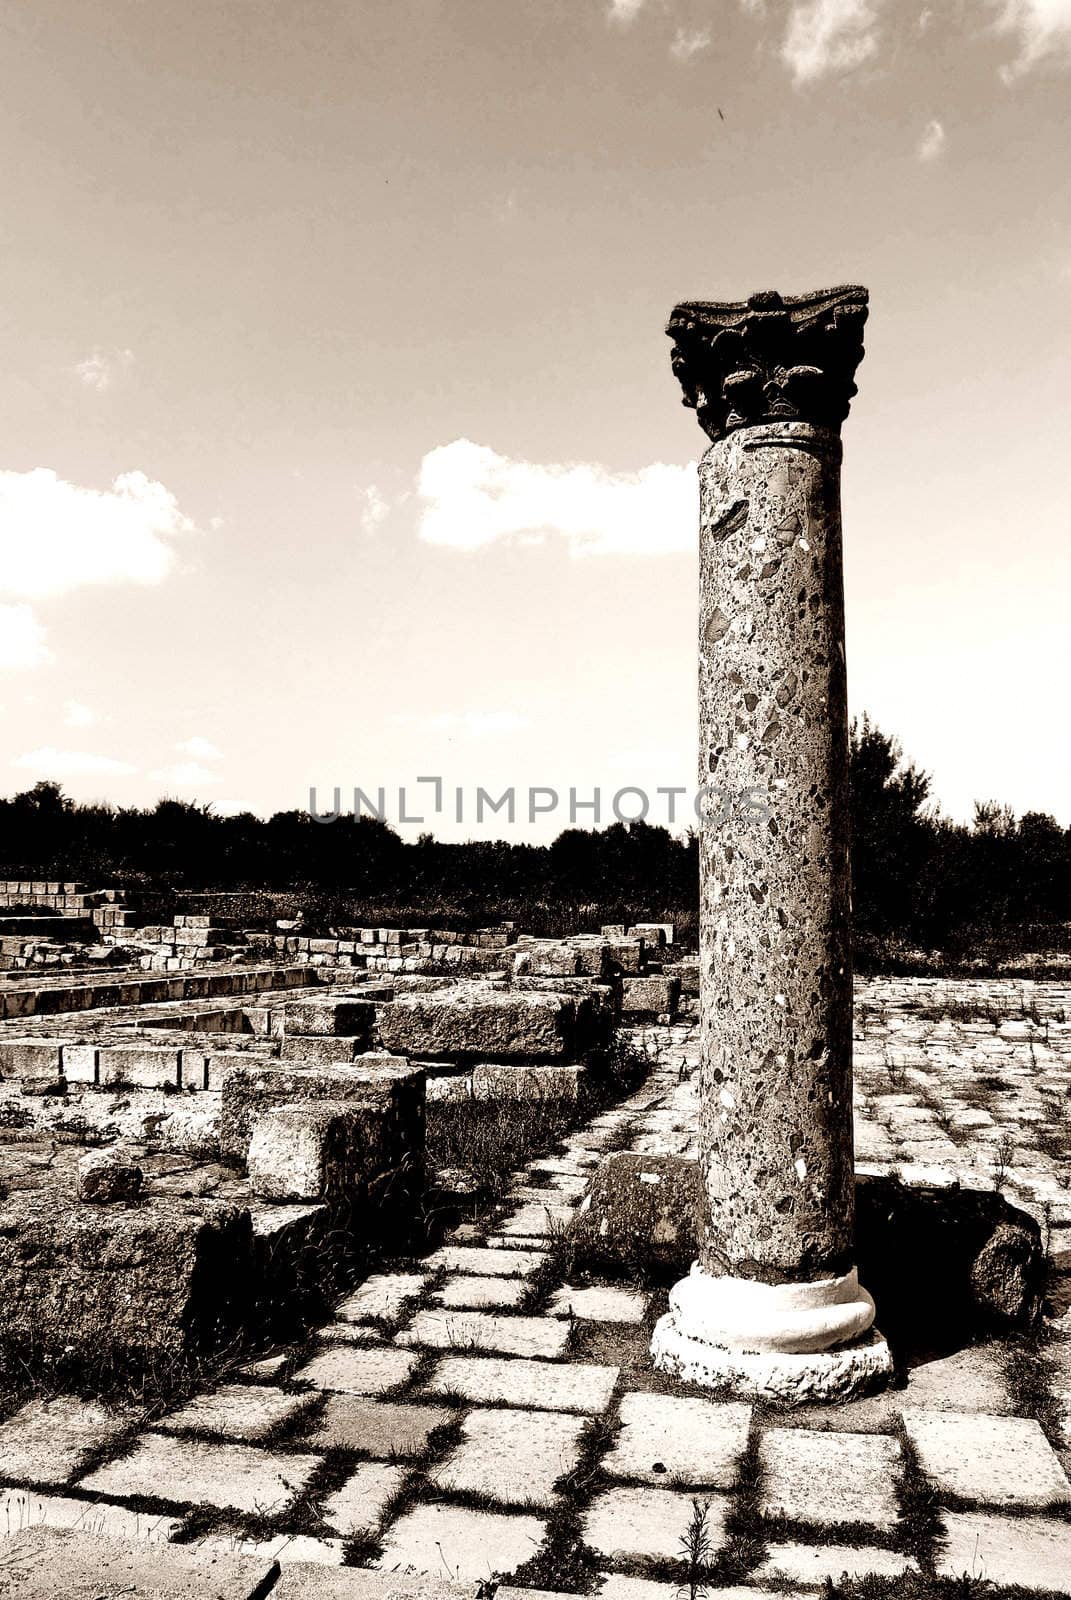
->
<box><xmin>1</xmin><ymin>0</ymin><xmax>1068</xmax><ymax>842</ymax></box>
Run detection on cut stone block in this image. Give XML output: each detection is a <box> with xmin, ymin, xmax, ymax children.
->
<box><xmin>247</xmin><ymin>1099</ymin><xmax>396</xmax><ymax>1204</ymax></box>
<box><xmin>97</xmin><ymin>1045</ymin><xmax>182</xmax><ymax>1089</ymax></box>
<box><xmin>278</xmin><ymin>1035</ymin><xmax>365</xmax><ymax>1065</ymax></box>
<box><xmin>155</xmin><ymin>1382</ymin><xmax>314</xmax><ymax>1443</ymax></box>
<box><xmin>323</xmin><ymin>1461</ymin><xmax>406</xmax><ymax>1535</ymax></box>
<box><xmin>424</xmin><ymin>1245</ymin><xmax>548</xmax><ymax>1278</ymax></box>
<box><xmin>292</xmin><ymin>1344</ymin><xmax>419</xmax><ymax>1395</ymax></box>
<box><xmin>583</xmin><ymin>1485</ymin><xmax>727</xmax><ymax>1563</ymax></box>
<box><xmin>435</xmin><ymin>1275</ymin><xmax>528</xmax><ymax>1310</ymax></box>
<box><xmin>0</xmin><ymin>1527</ymin><xmax>275</xmax><ymax>1600</ymax></box>
<box><xmin>76</xmin><ymin>1145</ymin><xmax>143</xmax><ymax>1204</ymax></box>
<box><xmin>273</xmin><ymin>1566</ymin><xmax>480</xmax><ymax>1600</ymax></box>
<box><xmin>759</xmin><ymin>1543</ymin><xmax>919</xmax><ymax>1582</ymax></box>
<box><xmin>378</xmin><ymin>992</ymin><xmax>584</xmax><ymax>1061</ymax></box>
<box><xmin>902</xmin><ymin>1346</ymin><xmax>1016</xmax><ymax>1414</ymax></box>
<box><xmin>397</xmin><ymin>1309</ymin><xmax>569</xmax><ymax>1359</ymax></box>
<box><xmin>0</xmin><ymin>1397</ymin><xmax>135</xmax><ymax>1487</ymax></box>
<box><xmin>425</xmin><ymin>1355</ymin><xmax>618</xmax><ymax>1415</ymax></box>
<box><xmin>431</xmin><ymin>1407</ymin><xmax>587</xmax><ymax>1508</ymax></box>
<box><xmin>936</xmin><ymin>1510</ymin><xmax>1071</xmax><ymax>1587</ymax></box>
<box><xmin>0</xmin><ymin>1040</ymin><xmax>63</xmax><ymax>1079</ymax></box>
<box><xmin>602</xmin><ymin>1392</ymin><xmax>751</xmax><ymax>1488</ymax></box>
<box><xmin>303</xmin><ymin>1397</ymin><xmax>450</xmax><ymax>1457</ymax></box>
<box><xmin>80</xmin><ymin>1431</ymin><xmax>321</xmax><ymax>1516</ymax></box>
<box><xmin>548</xmin><ymin>1285</ymin><xmax>648</xmax><ymax>1324</ymax></box>
<box><xmin>282</xmin><ymin>998</ymin><xmax>376</xmax><ymax>1038</ymax></box>
<box><xmin>759</xmin><ymin>1429</ymin><xmax>902</xmax><ymax>1529</ymax></box>
<box><xmin>901</xmin><ymin>1410</ymin><xmax>1071</xmax><ymax>1507</ymax></box>
<box><xmin>376</xmin><ymin>1502</ymin><xmax>547</xmax><ymax>1582</ymax></box>
<box><xmin>471</xmin><ymin>1064</ymin><xmax>585</xmax><ymax>1102</ymax></box>
<box><xmin>336</xmin><ymin>1272</ymin><xmax>428</xmax><ymax>1323</ymax></box>
<box><xmin>219</xmin><ymin>1058</ymin><xmax>422</xmax><ymax>1165</ymax></box>
<box><xmin>620</xmin><ymin>976</ymin><xmax>680</xmax><ymax>1018</ymax></box>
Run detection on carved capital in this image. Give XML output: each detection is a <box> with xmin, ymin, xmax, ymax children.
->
<box><xmin>667</xmin><ymin>286</ymin><xmax>868</xmax><ymax>444</ymax></box>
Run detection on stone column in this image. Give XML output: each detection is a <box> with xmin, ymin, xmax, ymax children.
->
<box><xmin>650</xmin><ymin>287</ymin><xmax>893</xmax><ymax>1402</ymax></box>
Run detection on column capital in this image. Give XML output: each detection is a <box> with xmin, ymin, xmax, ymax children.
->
<box><xmin>667</xmin><ymin>285</ymin><xmax>868</xmax><ymax>444</ymax></box>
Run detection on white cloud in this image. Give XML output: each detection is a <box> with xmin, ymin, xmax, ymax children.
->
<box><xmin>360</xmin><ymin>484</ymin><xmax>390</xmax><ymax>533</ymax></box>
<box><xmin>917</xmin><ymin>118</ymin><xmax>946</xmax><ymax>160</ymax></box>
<box><xmin>0</xmin><ymin>468</ymin><xmax>195</xmax><ymax>600</ymax></box>
<box><xmin>781</xmin><ymin>0</ymin><xmax>881</xmax><ymax>82</ymax></box>
<box><xmin>671</xmin><ymin>26</ymin><xmax>713</xmax><ymax>59</ymax></box>
<box><xmin>75</xmin><ymin>348</ymin><xmax>135</xmax><ymax>392</ymax></box>
<box><xmin>395</xmin><ymin>709</ymin><xmax>531</xmax><ymax>740</ymax></box>
<box><xmin>0</xmin><ymin>605</ymin><xmax>51</xmax><ymax>670</ymax></box>
<box><xmin>64</xmin><ymin>700</ymin><xmax>99</xmax><ymax>727</ymax></box>
<box><xmin>150</xmin><ymin>761</ymin><xmax>221</xmax><ymax>789</ymax></box>
<box><xmin>607</xmin><ymin>0</ymin><xmax>647</xmax><ymax>22</ymax></box>
<box><xmin>988</xmin><ymin>0</ymin><xmax>1071</xmax><ymax>75</ymax></box>
<box><xmin>177</xmin><ymin>736</ymin><xmax>221</xmax><ymax>760</ymax></box>
<box><xmin>417</xmin><ymin>439</ymin><xmax>697</xmax><ymax>558</ymax></box>
<box><xmin>12</xmin><ymin>746</ymin><xmax>135</xmax><ymax>778</ymax></box>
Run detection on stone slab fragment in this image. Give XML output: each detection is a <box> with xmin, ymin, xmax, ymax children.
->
<box><xmin>292</xmin><ymin>1344</ymin><xmax>419</xmax><ymax>1395</ymax></box>
<box><xmin>759</xmin><ymin>1429</ymin><xmax>902</xmax><ymax>1529</ymax></box>
<box><xmin>583</xmin><ymin>1485</ymin><xmax>727</xmax><ymax>1563</ymax></box>
<box><xmin>902</xmin><ymin>1409</ymin><xmax>1071</xmax><ymax>1507</ymax></box>
<box><xmin>602</xmin><ymin>1392</ymin><xmax>751</xmax><ymax>1488</ymax></box>
<box><xmin>323</xmin><ymin>1461</ymin><xmax>406</xmax><ymax>1535</ymax></box>
<box><xmin>155</xmin><ymin>1383</ymin><xmax>314</xmax><ymax>1443</ymax></box>
<box><xmin>431</xmin><ymin>1407</ymin><xmax>586</xmax><ymax>1508</ymax></box>
<box><xmin>397</xmin><ymin>1310</ymin><xmax>569</xmax><ymax>1359</ymax></box>
<box><xmin>936</xmin><ymin>1510</ymin><xmax>1071</xmax><ymax>1588</ymax></box>
<box><xmin>424</xmin><ymin>1355</ymin><xmax>618</xmax><ymax>1415</ymax></box>
<box><xmin>0</xmin><ymin>1397</ymin><xmax>135</xmax><ymax>1486</ymax></box>
<box><xmin>80</xmin><ymin>1431</ymin><xmax>321</xmax><ymax>1516</ymax></box>
<box><xmin>0</xmin><ymin>1527</ymin><xmax>274</xmax><ymax>1600</ymax></box>
<box><xmin>302</xmin><ymin>1397</ymin><xmax>450</xmax><ymax>1456</ymax></box>
<box><xmin>376</xmin><ymin>1502</ymin><xmax>546</xmax><ymax>1581</ymax></box>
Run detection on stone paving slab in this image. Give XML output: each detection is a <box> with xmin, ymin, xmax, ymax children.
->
<box><xmin>602</xmin><ymin>1392</ymin><xmax>750</xmax><ymax>1488</ymax></box>
<box><xmin>0</xmin><ymin>1486</ymin><xmax>180</xmax><ymax>1545</ymax></box>
<box><xmin>0</xmin><ymin>1397</ymin><xmax>136</xmax><ymax>1486</ymax></box>
<box><xmin>424</xmin><ymin>1245</ymin><xmax>548</xmax><ymax>1277</ymax></box>
<box><xmin>936</xmin><ymin>1509</ymin><xmax>1071</xmax><ymax>1588</ymax></box>
<box><xmin>759</xmin><ymin>1429</ymin><xmax>902</xmax><ymax>1529</ymax></box>
<box><xmin>272</xmin><ymin>1565</ymin><xmax>480</xmax><ymax>1599</ymax></box>
<box><xmin>596</xmin><ymin>1583</ymin><xmax>788</xmax><ymax>1600</ymax></box>
<box><xmin>190</xmin><ymin>1531</ymin><xmax>345</xmax><ymax>1567</ymax></box>
<box><xmin>323</xmin><ymin>1461</ymin><xmax>407</xmax><ymax>1535</ymax></box>
<box><xmin>898</xmin><ymin>1346</ymin><xmax>1016</xmax><ymax>1414</ymax></box>
<box><xmin>302</xmin><ymin>1397</ymin><xmax>451</xmax><ymax>1457</ymax></box>
<box><xmin>336</xmin><ymin>1273</ymin><xmax>428</xmax><ymax>1323</ymax></box>
<box><xmin>397</xmin><ymin>1310</ymin><xmax>570</xmax><ymax>1359</ymax></box>
<box><xmin>757</xmin><ymin>1541</ymin><xmax>921</xmax><ymax>1582</ymax></box>
<box><xmin>498</xmin><ymin>1202</ymin><xmax>574</xmax><ymax>1236</ymax></box>
<box><xmin>292</xmin><ymin>1344</ymin><xmax>420</xmax><ymax>1396</ymax></box>
<box><xmin>155</xmin><ymin>1383</ymin><xmax>316</xmax><ymax>1443</ymax></box>
<box><xmin>79</xmin><ymin>1432</ymin><xmax>322</xmax><ymax>1516</ymax></box>
<box><xmin>430</xmin><ymin>1407</ymin><xmax>587</xmax><ymax>1508</ymax></box>
<box><xmin>902</xmin><ymin>1409</ymin><xmax>1071</xmax><ymax>1507</ymax></box>
<box><xmin>0</xmin><ymin>1526</ymin><xmax>275</xmax><ymax>1600</ymax></box>
<box><xmin>376</xmin><ymin>1502</ymin><xmax>547</xmax><ymax>1581</ymax></box>
<box><xmin>424</xmin><ymin>1355</ymin><xmax>619</xmax><ymax>1414</ymax></box>
<box><xmin>583</xmin><ymin>1484</ymin><xmax>728</xmax><ymax>1563</ymax></box>
<box><xmin>548</xmin><ymin>1285</ymin><xmax>647</xmax><ymax>1324</ymax></box>
<box><xmin>435</xmin><ymin>1274</ymin><xmax>528</xmax><ymax>1310</ymax></box>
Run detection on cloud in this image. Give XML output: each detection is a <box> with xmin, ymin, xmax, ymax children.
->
<box><xmin>75</xmin><ymin>348</ymin><xmax>135</xmax><ymax>392</ymax></box>
<box><xmin>917</xmin><ymin>118</ymin><xmax>946</xmax><ymax>160</ymax></box>
<box><xmin>64</xmin><ymin>700</ymin><xmax>99</xmax><ymax>727</ymax></box>
<box><xmin>150</xmin><ymin>761</ymin><xmax>221</xmax><ymax>789</ymax></box>
<box><xmin>360</xmin><ymin>484</ymin><xmax>390</xmax><ymax>533</ymax></box>
<box><xmin>177</xmin><ymin>736</ymin><xmax>221</xmax><ymax>760</ymax></box>
<box><xmin>987</xmin><ymin>0</ymin><xmax>1071</xmax><ymax>75</ymax></box>
<box><xmin>0</xmin><ymin>468</ymin><xmax>195</xmax><ymax>600</ymax></box>
<box><xmin>416</xmin><ymin>439</ymin><xmax>697</xmax><ymax>557</ymax></box>
<box><xmin>607</xmin><ymin>0</ymin><xmax>647</xmax><ymax>22</ymax></box>
<box><xmin>781</xmin><ymin>0</ymin><xmax>881</xmax><ymax>82</ymax></box>
<box><xmin>12</xmin><ymin>746</ymin><xmax>135</xmax><ymax>778</ymax></box>
<box><xmin>395</xmin><ymin>709</ymin><xmax>531</xmax><ymax>740</ymax></box>
<box><xmin>671</xmin><ymin>26</ymin><xmax>713</xmax><ymax>59</ymax></box>
<box><xmin>0</xmin><ymin>605</ymin><xmax>51</xmax><ymax>670</ymax></box>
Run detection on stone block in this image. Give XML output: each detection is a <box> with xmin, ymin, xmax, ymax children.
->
<box><xmin>630</xmin><ymin>922</ymin><xmax>673</xmax><ymax>945</ymax></box>
<box><xmin>431</xmin><ymin>1407</ymin><xmax>586</xmax><ymax>1508</ymax></box>
<box><xmin>376</xmin><ymin>1503</ymin><xmax>547</xmax><ymax>1582</ymax></box>
<box><xmin>424</xmin><ymin>1244</ymin><xmax>548</xmax><ymax>1277</ymax></box>
<box><xmin>0</xmin><ymin>1397</ymin><xmax>136</xmax><ymax>1486</ymax></box>
<box><xmin>218</xmin><ymin>1057</ymin><xmax>423</xmax><ymax>1167</ymax></box>
<box><xmin>901</xmin><ymin>1346</ymin><xmax>1016</xmax><ymax>1414</ymax></box>
<box><xmin>471</xmin><ymin>1063</ymin><xmax>585</xmax><ymax>1103</ymax></box>
<box><xmin>81</xmin><ymin>1431</ymin><xmax>321</xmax><ymax>1515</ymax></box>
<box><xmin>281</xmin><ymin>998</ymin><xmax>376</xmax><ymax>1037</ymax></box>
<box><xmin>584</xmin><ymin>1485</ymin><xmax>726</xmax><ymax>1563</ymax></box>
<box><xmin>435</xmin><ymin>1274</ymin><xmax>527</xmax><ymax>1309</ymax></box>
<box><xmin>901</xmin><ymin>1409</ymin><xmax>1071</xmax><ymax>1507</ymax></box>
<box><xmin>377</xmin><ymin>991</ymin><xmax>583</xmax><ymax>1061</ymax></box>
<box><xmin>97</xmin><ymin>1045</ymin><xmax>181</xmax><ymax>1089</ymax></box>
<box><xmin>519</xmin><ymin>944</ymin><xmax>582</xmax><ymax>977</ymax></box>
<box><xmin>279</xmin><ymin>1035</ymin><xmax>364</xmax><ymax>1064</ymax></box>
<box><xmin>936</xmin><ymin>1510</ymin><xmax>1071</xmax><ymax>1587</ymax></box>
<box><xmin>621</xmin><ymin>975</ymin><xmax>680</xmax><ymax>1018</ymax></box>
<box><xmin>548</xmin><ymin>1285</ymin><xmax>648</xmax><ymax>1324</ymax></box>
<box><xmin>0</xmin><ymin>1040</ymin><xmax>63</xmax><ymax>1079</ymax></box>
<box><xmin>303</xmin><ymin>1397</ymin><xmax>451</xmax><ymax>1456</ymax></box>
<box><xmin>323</xmin><ymin>1461</ymin><xmax>406</xmax><ymax>1535</ymax></box>
<box><xmin>336</xmin><ymin>1271</ymin><xmax>428</xmax><ymax>1322</ymax></box>
<box><xmin>76</xmin><ymin>1145</ymin><xmax>143</xmax><ymax>1204</ymax></box>
<box><xmin>61</xmin><ymin>1044</ymin><xmax>98</xmax><ymax>1084</ymax></box>
<box><xmin>0</xmin><ymin>1527</ymin><xmax>274</xmax><ymax>1600</ymax></box>
<box><xmin>569</xmin><ymin>1152</ymin><xmax>704</xmax><ymax>1273</ymax></box>
<box><xmin>601</xmin><ymin>1392</ymin><xmax>751</xmax><ymax>1487</ymax></box>
<box><xmin>759</xmin><ymin>1429</ymin><xmax>902</xmax><ymax>1528</ymax></box>
<box><xmin>423</xmin><ymin>1355</ymin><xmax>618</xmax><ymax>1415</ymax></box>
<box><xmin>292</xmin><ymin>1343</ymin><xmax>419</xmax><ymax>1395</ymax></box>
<box><xmin>155</xmin><ymin>1382</ymin><xmax>315</xmax><ymax>1443</ymax></box>
<box><xmin>397</xmin><ymin>1310</ymin><xmax>569</xmax><ymax>1359</ymax></box>
<box><xmin>246</xmin><ymin>1098</ymin><xmax>398</xmax><ymax>1203</ymax></box>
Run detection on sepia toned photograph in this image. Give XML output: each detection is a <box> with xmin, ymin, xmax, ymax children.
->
<box><xmin>0</xmin><ymin>2</ymin><xmax>1069</xmax><ymax>1595</ymax></box>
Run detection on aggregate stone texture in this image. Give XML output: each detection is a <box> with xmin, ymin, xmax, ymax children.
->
<box><xmin>336</xmin><ymin>1272</ymin><xmax>428</xmax><ymax>1323</ymax></box>
<box><xmin>424</xmin><ymin>1245</ymin><xmax>548</xmax><ymax>1277</ymax></box>
<box><xmin>79</xmin><ymin>1431</ymin><xmax>322</xmax><ymax>1516</ymax></box>
<box><xmin>322</xmin><ymin>1461</ymin><xmax>407</xmax><ymax>1535</ymax></box>
<box><xmin>901</xmin><ymin>1409</ymin><xmax>1071</xmax><ymax>1507</ymax></box>
<box><xmin>292</xmin><ymin>1344</ymin><xmax>420</xmax><ymax>1395</ymax></box>
<box><xmin>601</xmin><ymin>1392</ymin><xmax>751</xmax><ymax>1487</ymax></box>
<box><xmin>0</xmin><ymin>1396</ymin><xmax>136</xmax><ymax>1486</ymax></box>
<box><xmin>583</xmin><ymin>1484</ymin><xmax>728</xmax><ymax>1563</ymax></box>
<box><xmin>423</xmin><ymin>1355</ymin><xmax>619</xmax><ymax>1414</ymax></box>
<box><xmin>696</xmin><ymin>423</ymin><xmax>855</xmax><ymax>1282</ymax></box>
<box><xmin>396</xmin><ymin>1309</ymin><xmax>570</xmax><ymax>1359</ymax></box>
<box><xmin>758</xmin><ymin>1428</ymin><xmax>902</xmax><ymax>1529</ymax></box>
<box><xmin>375</xmin><ymin>1502</ymin><xmax>547</xmax><ymax>1581</ymax></box>
<box><xmin>273</xmin><ymin>1567</ymin><xmax>480</xmax><ymax>1600</ymax></box>
<box><xmin>435</xmin><ymin>1274</ymin><xmax>528</xmax><ymax>1310</ymax></box>
<box><xmin>548</xmin><ymin>1285</ymin><xmax>648</xmax><ymax>1324</ymax></box>
<box><xmin>0</xmin><ymin>1526</ymin><xmax>276</xmax><ymax>1600</ymax></box>
<box><xmin>758</xmin><ymin>1542</ymin><xmax>920</xmax><ymax>1582</ymax></box>
<box><xmin>936</xmin><ymin>1510</ymin><xmax>1071</xmax><ymax>1588</ymax></box>
<box><xmin>430</xmin><ymin>1406</ymin><xmax>587</xmax><ymax>1508</ymax></box>
<box><xmin>302</xmin><ymin>1397</ymin><xmax>451</xmax><ymax>1456</ymax></box>
<box><xmin>155</xmin><ymin>1382</ymin><xmax>315</xmax><ymax>1443</ymax></box>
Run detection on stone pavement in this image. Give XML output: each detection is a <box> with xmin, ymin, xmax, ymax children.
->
<box><xmin>3</xmin><ymin>981</ymin><xmax>1071</xmax><ymax>1595</ymax></box>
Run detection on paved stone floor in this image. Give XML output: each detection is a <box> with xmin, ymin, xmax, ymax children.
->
<box><xmin>3</xmin><ymin>979</ymin><xmax>1071</xmax><ymax>1595</ymax></box>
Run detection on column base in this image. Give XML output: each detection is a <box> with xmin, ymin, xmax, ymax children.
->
<box><xmin>649</xmin><ymin>1264</ymin><xmax>894</xmax><ymax>1405</ymax></box>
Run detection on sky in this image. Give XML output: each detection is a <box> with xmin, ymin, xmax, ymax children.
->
<box><xmin>0</xmin><ymin>0</ymin><xmax>1068</xmax><ymax>843</ymax></box>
